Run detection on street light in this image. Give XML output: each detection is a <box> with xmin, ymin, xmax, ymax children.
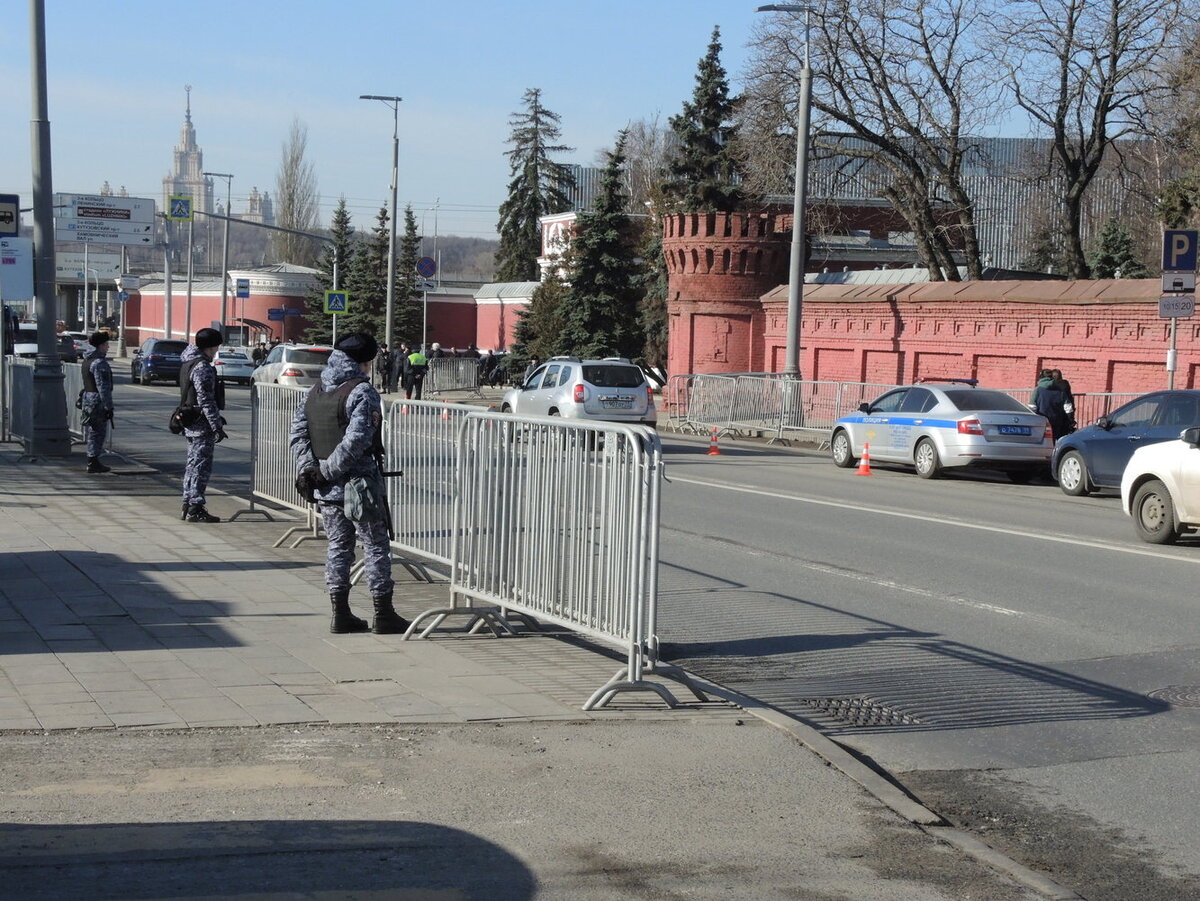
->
<box><xmin>203</xmin><ymin>171</ymin><xmax>233</xmax><ymax>340</ymax></box>
<box><xmin>757</xmin><ymin>3</ymin><xmax>814</xmax><ymax>377</ymax></box>
<box><xmin>360</xmin><ymin>94</ymin><xmax>402</xmax><ymax>349</ymax></box>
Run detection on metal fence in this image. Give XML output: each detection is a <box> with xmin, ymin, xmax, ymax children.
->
<box><xmin>406</xmin><ymin>412</ymin><xmax>705</xmax><ymax>709</ymax></box>
<box><xmin>425</xmin><ymin>357</ymin><xmax>481</xmax><ymax>395</ymax></box>
<box><xmin>63</xmin><ymin>362</ymin><xmax>83</xmax><ymax>439</ymax></box>
<box><xmin>2</xmin><ymin>358</ymin><xmax>34</xmax><ymax>448</ymax></box>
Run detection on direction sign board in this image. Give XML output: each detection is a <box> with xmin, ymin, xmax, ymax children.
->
<box><xmin>0</xmin><ymin>193</ymin><xmax>19</xmax><ymax>237</ymax></box>
<box><xmin>54</xmin><ymin>193</ymin><xmax>155</xmax><ymax>224</ymax></box>
<box><xmin>168</xmin><ymin>195</ymin><xmax>194</xmax><ymax>221</ymax></box>
<box><xmin>324</xmin><ymin>291</ymin><xmax>349</xmax><ymax>314</ymax></box>
<box><xmin>55</xmin><ymin>218</ymin><xmax>155</xmax><ymax>246</ymax></box>
<box><xmin>1162</xmin><ymin>230</ymin><xmax>1199</xmax><ymax>272</ymax></box>
<box><xmin>415</xmin><ymin>256</ymin><xmax>437</xmax><ymax>279</ymax></box>
<box><xmin>267</xmin><ymin>307</ymin><xmax>286</xmax><ymax>322</ymax></box>
<box><xmin>0</xmin><ymin>237</ymin><xmax>34</xmax><ymax>301</ymax></box>
<box><xmin>235</xmin><ymin>278</ymin><xmax>250</xmax><ymax>299</ymax></box>
<box><xmin>117</xmin><ymin>274</ymin><xmax>140</xmax><ymax>291</ymax></box>
<box><xmin>55</xmin><ymin>250</ymin><xmax>122</xmax><ymax>284</ymax></box>
<box><xmin>1159</xmin><ymin>295</ymin><xmax>1196</xmax><ymax>318</ymax></box>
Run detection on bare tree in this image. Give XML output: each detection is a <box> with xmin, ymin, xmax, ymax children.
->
<box><xmin>989</xmin><ymin>0</ymin><xmax>1196</xmax><ymax>277</ymax></box>
<box><xmin>743</xmin><ymin>0</ymin><xmax>1002</xmax><ymax>279</ymax></box>
<box><xmin>622</xmin><ymin>115</ymin><xmax>672</xmax><ymax>212</ymax></box>
<box><xmin>272</xmin><ymin>118</ymin><xmax>320</xmax><ymax>267</ymax></box>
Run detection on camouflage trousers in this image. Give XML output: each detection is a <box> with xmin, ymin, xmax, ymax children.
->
<box><xmin>182</xmin><ymin>433</ymin><xmax>216</xmax><ymax>505</ymax></box>
<box><xmin>320</xmin><ymin>502</ymin><xmax>394</xmax><ymax>596</ymax></box>
<box><xmin>84</xmin><ymin>420</ymin><xmax>107</xmax><ymax>458</ymax></box>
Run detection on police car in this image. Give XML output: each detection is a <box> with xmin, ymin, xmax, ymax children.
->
<box><xmin>830</xmin><ymin>380</ymin><xmax>1053</xmax><ymax>481</ymax></box>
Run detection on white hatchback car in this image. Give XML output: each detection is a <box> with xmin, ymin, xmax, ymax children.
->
<box><xmin>501</xmin><ymin>357</ymin><xmax>656</xmax><ymax>426</ymax></box>
<box><xmin>250</xmin><ymin>344</ymin><xmax>333</xmax><ymax>388</ymax></box>
<box><xmin>1121</xmin><ymin>427</ymin><xmax>1200</xmax><ymax>544</ymax></box>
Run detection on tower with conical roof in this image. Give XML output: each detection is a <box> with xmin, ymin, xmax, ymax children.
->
<box><xmin>162</xmin><ymin>85</ymin><xmax>215</xmax><ymax>215</ymax></box>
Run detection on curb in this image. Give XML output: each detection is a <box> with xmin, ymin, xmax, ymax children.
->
<box><xmin>683</xmin><ymin>673</ymin><xmax>1086</xmax><ymax>901</ymax></box>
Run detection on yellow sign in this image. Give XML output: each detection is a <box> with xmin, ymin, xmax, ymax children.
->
<box><xmin>168</xmin><ymin>195</ymin><xmax>194</xmax><ymax>221</ymax></box>
<box><xmin>324</xmin><ymin>290</ymin><xmax>349</xmax><ymax>314</ymax></box>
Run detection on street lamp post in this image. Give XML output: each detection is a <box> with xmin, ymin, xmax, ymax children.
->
<box><xmin>203</xmin><ymin>171</ymin><xmax>233</xmax><ymax>339</ymax></box>
<box><xmin>757</xmin><ymin>3</ymin><xmax>814</xmax><ymax>377</ymax></box>
<box><xmin>360</xmin><ymin>94</ymin><xmax>402</xmax><ymax>349</ymax></box>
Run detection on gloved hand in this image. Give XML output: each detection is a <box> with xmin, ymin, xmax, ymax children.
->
<box><xmin>215</xmin><ymin>427</ymin><xmax>229</xmax><ymax>443</ymax></box>
<box><xmin>294</xmin><ymin>467</ymin><xmax>327</xmax><ymax>503</ymax></box>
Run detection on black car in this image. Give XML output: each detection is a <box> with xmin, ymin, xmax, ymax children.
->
<box><xmin>1051</xmin><ymin>390</ymin><xmax>1200</xmax><ymax>495</ymax></box>
<box><xmin>130</xmin><ymin>338</ymin><xmax>188</xmax><ymax>385</ymax></box>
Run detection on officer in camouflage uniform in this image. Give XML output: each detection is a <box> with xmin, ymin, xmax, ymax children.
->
<box><xmin>290</xmin><ymin>332</ymin><xmax>408</xmax><ymax>635</ymax></box>
<box><xmin>179</xmin><ymin>328</ymin><xmax>227</xmax><ymax>523</ymax></box>
<box><xmin>80</xmin><ymin>331</ymin><xmax>114</xmax><ymax>474</ymax></box>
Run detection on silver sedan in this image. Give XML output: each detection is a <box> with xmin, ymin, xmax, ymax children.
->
<box><xmin>830</xmin><ymin>381</ymin><xmax>1053</xmax><ymax>482</ymax></box>
<box><xmin>213</xmin><ymin>350</ymin><xmax>256</xmax><ymax>385</ymax></box>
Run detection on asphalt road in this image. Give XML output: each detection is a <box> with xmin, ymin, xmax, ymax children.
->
<box><xmin>655</xmin><ymin>436</ymin><xmax>1200</xmax><ymax>900</ymax></box>
<box><xmin>99</xmin><ymin>382</ymin><xmax>1200</xmax><ymax>898</ymax></box>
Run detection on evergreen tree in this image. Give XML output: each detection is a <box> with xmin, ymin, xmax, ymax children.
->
<box><xmin>1088</xmin><ymin>218</ymin><xmax>1151</xmax><ymax>279</ymax></box>
<box><xmin>495</xmin><ymin>88</ymin><xmax>576</xmax><ymax>282</ymax></box>
<box><xmin>559</xmin><ymin>134</ymin><xmax>645</xmax><ymax>359</ymax></box>
<box><xmin>664</xmin><ymin>26</ymin><xmax>743</xmax><ymax>213</ymax></box>
<box><xmin>636</xmin><ymin>212</ymin><xmax>669</xmax><ymax>385</ymax></box>
<box><xmin>393</xmin><ymin>205</ymin><xmax>424</xmax><ymax>346</ymax></box>
<box><xmin>304</xmin><ymin>197</ymin><xmax>356</xmax><ymax>344</ymax></box>
<box><xmin>1020</xmin><ymin>221</ymin><xmax>1068</xmax><ymax>276</ymax></box>
<box><xmin>342</xmin><ymin>206</ymin><xmax>390</xmax><ymax>338</ymax></box>
<box><xmin>510</xmin><ymin>267</ymin><xmax>569</xmax><ymax>370</ymax></box>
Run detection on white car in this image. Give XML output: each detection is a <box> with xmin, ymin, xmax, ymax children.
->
<box><xmin>1121</xmin><ymin>427</ymin><xmax>1200</xmax><ymax>544</ymax></box>
<box><xmin>213</xmin><ymin>349</ymin><xmax>256</xmax><ymax>385</ymax></box>
<box><xmin>250</xmin><ymin>344</ymin><xmax>333</xmax><ymax>388</ymax></box>
<box><xmin>500</xmin><ymin>357</ymin><xmax>656</xmax><ymax>426</ymax></box>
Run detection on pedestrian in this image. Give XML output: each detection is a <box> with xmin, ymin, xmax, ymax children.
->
<box><xmin>387</xmin><ymin>343</ymin><xmax>404</xmax><ymax>394</ymax></box>
<box><xmin>179</xmin><ymin>328</ymin><xmax>228</xmax><ymax>523</ymax></box>
<box><xmin>80</xmin><ymin>331</ymin><xmax>114</xmax><ymax>474</ymax></box>
<box><xmin>290</xmin><ymin>331</ymin><xmax>409</xmax><ymax>635</ymax></box>
<box><xmin>1032</xmin><ymin>367</ymin><xmax>1071</xmax><ymax>443</ymax></box>
<box><xmin>404</xmin><ymin>344</ymin><xmax>428</xmax><ymax>399</ymax></box>
<box><xmin>428</xmin><ymin>342</ymin><xmax>444</xmax><ymax>359</ymax></box>
<box><xmin>461</xmin><ymin>344</ymin><xmax>480</xmax><ymax>359</ymax></box>
<box><xmin>479</xmin><ymin>349</ymin><xmax>497</xmax><ymax>387</ymax></box>
<box><xmin>252</xmin><ymin>342</ymin><xmax>267</xmax><ymax>366</ymax></box>
<box><xmin>1051</xmin><ymin>369</ymin><xmax>1076</xmax><ymax>434</ymax></box>
<box><xmin>523</xmin><ymin>356</ymin><xmax>542</xmax><ymax>385</ymax></box>
<box><xmin>375</xmin><ymin>343</ymin><xmax>390</xmax><ymax>392</ymax></box>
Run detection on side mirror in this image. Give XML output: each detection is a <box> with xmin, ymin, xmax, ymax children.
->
<box><xmin>1096</xmin><ymin>416</ymin><xmax>1112</xmax><ymax>430</ymax></box>
<box><xmin>1182</xmin><ymin>427</ymin><xmax>1200</xmax><ymax>446</ymax></box>
<box><xmin>858</xmin><ymin>402</ymin><xmax>871</xmax><ymax>414</ymax></box>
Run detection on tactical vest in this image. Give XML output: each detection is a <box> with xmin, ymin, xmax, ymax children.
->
<box><xmin>305</xmin><ymin>377</ymin><xmax>382</xmax><ymax>461</ymax></box>
<box><xmin>179</xmin><ymin>358</ymin><xmax>226</xmax><ymax>411</ymax></box>
<box><xmin>81</xmin><ymin>356</ymin><xmax>100</xmax><ymax>393</ymax></box>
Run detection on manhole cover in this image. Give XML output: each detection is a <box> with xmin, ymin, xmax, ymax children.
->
<box><xmin>800</xmin><ymin>696</ymin><xmax>922</xmax><ymax>727</ymax></box>
<box><xmin>1147</xmin><ymin>686</ymin><xmax>1200</xmax><ymax>708</ymax></box>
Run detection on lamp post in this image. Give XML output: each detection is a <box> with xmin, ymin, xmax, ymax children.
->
<box><xmin>203</xmin><ymin>171</ymin><xmax>233</xmax><ymax>339</ymax></box>
<box><xmin>359</xmin><ymin>94</ymin><xmax>402</xmax><ymax>349</ymax></box>
<box><xmin>757</xmin><ymin>3</ymin><xmax>814</xmax><ymax>377</ymax></box>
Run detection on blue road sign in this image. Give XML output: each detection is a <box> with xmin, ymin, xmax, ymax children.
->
<box><xmin>117</xmin><ymin>290</ymin><xmax>130</xmax><ymax>303</ymax></box>
<box><xmin>324</xmin><ymin>290</ymin><xmax>349</xmax><ymax>314</ymax></box>
<box><xmin>0</xmin><ymin>194</ymin><xmax>19</xmax><ymax>237</ymax></box>
<box><xmin>1162</xmin><ymin>230</ymin><xmax>1199</xmax><ymax>272</ymax></box>
<box><xmin>235</xmin><ymin>278</ymin><xmax>250</xmax><ymax>298</ymax></box>
<box><xmin>168</xmin><ymin>195</ymin><xmax>193</xmax><ymax>221</ymax></box>
<box><xmin>284</xmin><ymin>308</ymin><xmax>301</xmax><ymax>316</ymax></box>
<box><xmin>267</xmin><ymin>307</ymin><xmax>285</xmax><ymax>322</ymax></box>
<box><xmin>416</xmin><ymin>256</ymin><xmax>437</xmax><ymax>279</ymax></box>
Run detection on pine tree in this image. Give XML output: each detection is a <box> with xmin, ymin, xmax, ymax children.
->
<box><xmin>559</xmin><ymin>134</ymin><xmax>644</xmax><ymax>359</ymax></box>
<box><xmin>304</xmin><ymin>197</ymin><xmax>356</xmax><ymax>344</ymax></box>
<box><xmin>636</xmin><ymin>212</ymin><xmax>669</xmax><ymax>385</ymax></box>
<box><xmin>1020</xmin><ymin>221</ymin><xmax>1067</xmax><ymax>276</ymax></box>
<box><xmin>394</xmin><ymin>205</ymin><xmax>424</xmax><ymax>346</ymax></box>
<box><xmin>343</xmin><ymin>206</ymin><xmax>390</xmax><ymax>338</ymax></box>
<box><xmin>495</xmin><ymin>88</ymin><xmax>576</xmax><ymax>282</ymax></box>
<box><xmin>510</xmin><ymin>267</ymin><xmax>569</xmax><ymax>370</ymax></box>
<box><xmin>1088</xmin><ymin>218</ymin><xmax>1150</xmax><ymax>279</ymax></box>
<box><xmin>664</xmin><ymin>26</ymin><xmax>743</xmax><ymax>213</ymax></box>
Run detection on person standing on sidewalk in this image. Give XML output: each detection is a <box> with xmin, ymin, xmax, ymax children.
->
<box><xmin>289</xmin><ymin>332</ymin><xmax>409</xmax><ymax>635</ymax></box>
<box><xmin>80</xmin><ymin>331</ymin><xmax>114</xmax><ymax>474</ymax></box>
<box><xmin>179</xmin><ymin>328</ymin><xmax>228</xmax><ymax>523</ymax></box>
<box><xmin>403</xmin><ymin>345</ymin><xmax>428</xmax><ymax>400</ymax></box>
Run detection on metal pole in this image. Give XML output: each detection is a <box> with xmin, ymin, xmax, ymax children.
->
<box><xmin>117</xmin><ymin>246</ymin><xmax>126</xmax><ymax>357</ymax></box>
<box><xmin>360</xmin><ymin>95</ymin><xmax>402</xmax><ymax>348</ymax></box>
<box><xmin>1168</xmin><ymin>317</ymin><xmax>1178</xmax><ymax>390</ymax></box>
<box><xmin>28</xmin><ymin>0</ymin><xmax>69</xmax><ymax>456</ymax></box>
<box><xmin>203</xmin><ymin>172</ymin><xmax>234</xmax><ymax>339</ymax></box>
<box><xmin>162</xmin><ymin>215</ymin><xmax>172</xmax><ymax>339</ymax></box>
<box><xmin>185</xmin><ymin>217</ymin><xmax>194</xmax><ymax>339</ymax></box>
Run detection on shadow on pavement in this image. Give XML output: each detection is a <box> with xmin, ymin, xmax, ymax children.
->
<box><xmin>0</xmin><ymin>819</ymin><xmax>536</xmax><ymax>900</ymax></box>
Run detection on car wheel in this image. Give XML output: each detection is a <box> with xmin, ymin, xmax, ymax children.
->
<box><xmin>1056</xmin><ymin>450</ymin><xmax>1090</xmax><ymax>496</ymax></box>
<box><xmin>500</xmin><ymin>404</ymin><xmax>512</xmax><ymax>413</ymax></box>
<box><xmin>914</xmin><ymin>438</ymin><xmax>941</xmax><ymax>479</ymax></box>
<box><xmin>140</xmin><ymin>369</ymin><xmax>151</xmax><ymax>385</ymax></box>
<box><xmin>1132</xmin><ymin>479</ymin><xmax>1181</xmax><ymax>545</ymax></box>
<box><xmin>830</xmin><ymin>429</ymin><xmax>856</xmax><ymax>468</ymax></box>
<box><xmin>131</xmin><ymin>368</ymin><xmax>138</xmax><ymax>384</ymax></box>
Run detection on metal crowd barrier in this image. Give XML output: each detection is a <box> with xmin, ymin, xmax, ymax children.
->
<box><xmin>3</xmin><ymin>358</ymin><xmax>34</xmax><ymax>448</ymax></box>
<box><xmin>406</xmin><ymin>412</ymin><xmax>705</xmax><ymax>710</ymax></box>
<box><xmin>63</xmin><ymin>362</ymin><xmax>83</xmax><ymax>439</ymax></box>
<box><xmin>425</xmin><ymin>357</ymin><xmax>481</xmax><ymax>396</ymax></box>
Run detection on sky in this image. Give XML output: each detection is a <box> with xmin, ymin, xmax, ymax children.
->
<box><xmin>0</xmin><ymin>1</ymin><xmax>761</xmax><ymax>242</ymax></box>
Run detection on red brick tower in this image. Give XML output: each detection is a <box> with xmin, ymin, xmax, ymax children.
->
<box><xmin>663</xmin><ymin>212</ymin><xmax>790</xmax><ymax>374</ymax></box>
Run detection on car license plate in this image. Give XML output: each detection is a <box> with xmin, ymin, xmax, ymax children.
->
<box><xmin>997</xmin><ymin>425</ymin><xmax>1030</xmax><ymax>436</ymax></box>
<box><xmin>601</xmin><ymin>397</ymin><xmax>633</xmax><ymax>409</ymax></box>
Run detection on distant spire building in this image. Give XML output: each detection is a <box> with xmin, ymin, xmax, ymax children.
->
<box><xmin>162</xmin><ymin>85</ymin><xmax>215</xmax><ymax>215</ymax></box>
<box><xmin>243</xmin><ymin>186</ymin><xmax>275</xmax><ymax>226</ymax></box>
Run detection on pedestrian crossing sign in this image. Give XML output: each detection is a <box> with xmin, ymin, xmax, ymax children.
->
<box><xmin>168</xmin><ymin>195</ymin><xmax>193</xmax><ymax>221</ymax></box>
<box><xmin>324</xmin><ymin>290</ymin><xmax>349</xmax><ymax>314</ymax></box>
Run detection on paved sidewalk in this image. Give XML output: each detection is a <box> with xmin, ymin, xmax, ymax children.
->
<box><xmin>0</xmin><ymin>448</ymin><xmax>735</xmax><ymax>730</ymax></box>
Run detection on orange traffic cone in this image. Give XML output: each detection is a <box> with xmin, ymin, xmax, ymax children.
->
<box><xmin>707</xmin><ymin>427</ymin><xmax>722</xmax><ymax>456</ymax></box>
<box><xmin>855</xmin><ymin>442</ymin><xmax>873</xmax><ymax>476</ymax></box>
<box><xmin>400</xmin><ymin>404</ymin><xmax>410</xmax><ymax>415</ymax></box>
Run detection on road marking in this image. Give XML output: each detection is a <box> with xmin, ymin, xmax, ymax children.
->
<box><xmin>669</xmin><ymin>474</ymin><xmax>1200</xmax><ymax>565</ymax></box>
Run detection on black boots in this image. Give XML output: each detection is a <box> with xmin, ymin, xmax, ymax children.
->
<box><xmin>181</xmin><ymin>502</ymin><xmax>190</xmax><ymax>521</ymax></box>
<box><xmin>371</xmin><ymin>592</ymin><xmax>410</xmax><ymax>635</ymax></box>
<box><xmin>329</xmin><ymin>589</ymin><xmax>369</xmax><ymax>634</ymax></box>
<box><xmin>86</xmin><ymin>457</ymin><xmax>111</xmax><ymax>474</ymax></box>
<box><xmin>185</xmin><ymin>503</ymin><xmax>220</xmax><ymax>523</ymax></box>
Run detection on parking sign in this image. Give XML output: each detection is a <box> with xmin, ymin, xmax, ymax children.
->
<box><xmin>1162</xmin><ymin>230</ymin><xmax>1198</xmax><ymax>272</ymax></box>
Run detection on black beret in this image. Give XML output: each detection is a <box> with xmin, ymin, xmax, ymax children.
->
<box><xmin>335</xmin><ymin>332</ymin><xmax>378</xmax><ymax>363</ymax></box>
<box><xmin>195</xmin><ymin>328</ymin><xmax>222</xmax><ymax>349</ymax></box>
<box><xmin>88</xmin><ymin>331</ymin><xmax>109</xmax><ymax>347</ymax></box>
